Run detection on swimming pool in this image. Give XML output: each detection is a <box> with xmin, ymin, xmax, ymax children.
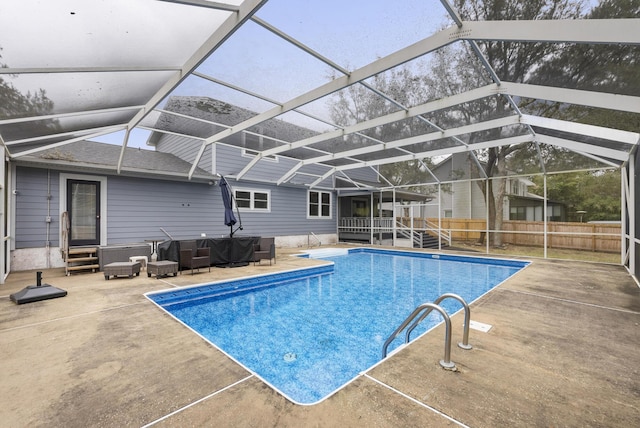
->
<box><xmin>146</xmin><ymin>248</ymin><xmax>528</xmax><ymax>404</ymax></box>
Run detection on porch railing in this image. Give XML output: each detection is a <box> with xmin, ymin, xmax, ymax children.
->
<box><xmin>339</xmin><ymin>217</ymin><xmax>451</xmax><ymax>247</ymax></box>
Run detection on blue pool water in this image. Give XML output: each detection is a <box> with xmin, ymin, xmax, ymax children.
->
<box><xmin>147</xmin><ymin>248</ymin><xmax>528</xmax><ymax>404</ymax></box>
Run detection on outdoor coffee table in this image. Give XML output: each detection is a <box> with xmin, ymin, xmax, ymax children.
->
<box><xmin>147</xmin><ymin>260</ymin><xmax>179</xmax><ymax>278</ymax></box>
<box><xmin>103</xmin><ymin>261</ymin><xmax>141</xmax><ymax>280</ymax></box>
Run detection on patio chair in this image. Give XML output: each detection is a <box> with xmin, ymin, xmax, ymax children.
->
<box><xmin>253</xmin><ymin>237</ymin><xmax>276</xmax><ymax>265</ymax></box>
<box><xmin>179</xmin><ymin>240</ymin><xmax>211</xmax><ymax>274</ymax></box>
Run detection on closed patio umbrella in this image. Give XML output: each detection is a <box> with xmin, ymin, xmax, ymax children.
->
<box><xmin>219</xmin><ymin>175</ymin><xmax>240</xmax><ymax>237</ymax></box>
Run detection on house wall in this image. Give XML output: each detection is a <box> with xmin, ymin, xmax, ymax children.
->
<box><xmin>14</xmin><ymin>167</ymin><xmax>59</xmax><ymax>249</ymax></box>
<box><xmin>11</xmin><ymin>166</ymin><xmax>337</xmax><ymax>270</ymax></box>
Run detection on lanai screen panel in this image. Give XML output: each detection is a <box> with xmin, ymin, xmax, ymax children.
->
<box><xmin>0</xmin><ymin>0</ymin><xmax>236</xmax><ymax>152</ymax></box>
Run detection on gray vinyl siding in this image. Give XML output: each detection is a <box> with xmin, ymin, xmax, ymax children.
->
<box><xmin>105</xmin><ymin>176</ymin><xmax>218</xmax><ymax>243</ymax></box>
<box><xmin>227</xmin><ymin>181</ymin><xmax>336</xmax><ymax>237</ymax></box>
<box><xmin>15</xmin><ymin>167</ymin><xmax>60</xmax><ymax>249</ymax></box>
<box><xmin>107</xmin><ymin>176</ymin><xmax>335</xmax><ymax>241</ymax></box>
<box><xmin>14</xmin><ymin>166</ymin><xmax>335</xmax><ymax>249</ymax></box>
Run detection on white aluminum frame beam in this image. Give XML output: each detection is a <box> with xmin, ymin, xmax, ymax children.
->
<box><xmin>6</xmin><ymin>125</ymin><xmax>125</xmax><ymax>147</ymax></box>
<box><xmin>535</xmin><ymin>135</ymin><xmax>629</xmax><ymax>162</ymax></box>
<box><xmin>521</xmin><ymin>114</ymin><xmax>640</xmax><ymax>145</ymax></box>
<box><xmin>155</xmin><ymin>0</ymin><xmax>241</xmax><ymax>12</ymax></box>
<box><xmin>0</xmin><ymin>105</ymin><xmax>145</xmax><ymax>128</ymax></box>
<box><xmin>502</xmin><ymin>82</ymin><xmax>640</xmax><ymax>114</ymax></box>
<box><xmin>11</xmin><ymin>126</ymin><xmax>126</xmax><ymax>158</ymax></box>
<box><xmin>188</xmin><ymin>23</ymin><xmax>473</xmax><ymax>178</ymax></box>
<box><xmin>461</xmin><ymin>19</ymin><xmax>640</xmax><ymax>45</ymax></box>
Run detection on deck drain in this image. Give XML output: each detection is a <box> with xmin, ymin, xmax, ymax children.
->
<box><xmin>283</xmin><ymin>352</ymin><xmax>297</xmax><ymax>362</ymax></box>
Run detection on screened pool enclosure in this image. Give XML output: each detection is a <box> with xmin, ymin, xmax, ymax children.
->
<box><xmin>0</xmin><ymin>0</ymin><xmax>638</xmax><ymax>283</ymax></box>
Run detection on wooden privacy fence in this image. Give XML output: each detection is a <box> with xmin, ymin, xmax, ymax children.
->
<box><xmin>410</xmin><ymin>218</ymin><xmax>620</xmax><ymax>253</ymax></box>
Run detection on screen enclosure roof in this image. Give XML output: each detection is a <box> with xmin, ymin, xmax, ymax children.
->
<box><xmin>1</xmin><ymin>0</ymin><xmax>638</xmax><ymax>190</ymax></box>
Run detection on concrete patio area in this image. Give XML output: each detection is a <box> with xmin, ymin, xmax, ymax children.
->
<box><xmin>1</xmin><ymin>247</ymin><xmax>638</xmax><ymax>427</ymax></box>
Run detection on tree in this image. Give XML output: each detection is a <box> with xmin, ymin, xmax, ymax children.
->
<box><xmin>526</xmin><ymin>0</ymin><xmax>640</xmax><ymax>132</ymax></box>
<box><xmin>328</xmin><ymin>65</ymin><xmax>436</xmax><ymax>189</ymax></box>
<box><xmin>530</xmin><ymin>170</ymin><xmax>621</xmax><ymax>221</ymax></box>
<box><xmin>0</xmin><ymin>48</ymin><xmax>58</xmax><ymax>135</ymax></box>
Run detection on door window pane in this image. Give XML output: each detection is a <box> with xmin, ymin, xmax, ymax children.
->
<box><xmin>70</xmin><ymin>182</ymin><xmax>97</xmax><ymax>240</ymax></box>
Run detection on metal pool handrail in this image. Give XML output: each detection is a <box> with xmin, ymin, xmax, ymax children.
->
<box><xmin>381</xmin><ymin>302</ymin><xmax>456</xmax><ymax>370</ymax></box>
<box><xmin>405</xmin><ymin>293</ymin><xmax>472</xmax><ymax>350</ymax></box>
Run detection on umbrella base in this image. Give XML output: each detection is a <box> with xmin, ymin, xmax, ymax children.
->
<box><xmin>10</xmin><ymin>284</ymin><xmax>67</xmax><ymax>304</ymax></box>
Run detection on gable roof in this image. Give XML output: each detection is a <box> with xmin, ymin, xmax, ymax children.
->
<box><xmin>15</xmin><ymin>140</ymin><xmax>215</xmax><ymax>182</ymax></box>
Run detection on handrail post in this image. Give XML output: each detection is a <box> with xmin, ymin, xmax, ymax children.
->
<box><xmin>405</xmin><ymin>293</ymin><xmax>472</xmax><ymax>350</ymax></box>
<box><xmin>434</xmin><ymin>293</ymin><xmax>472</xmax><ymax>350</ymax></box>
<box><xmin>382</xmin><ymin>302</ymin><xmax>456</xmax><ymax>370</ymax></box>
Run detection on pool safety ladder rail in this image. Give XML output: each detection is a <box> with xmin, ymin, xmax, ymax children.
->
<box><xmin>381</xmin><ymin>293</ymin><xmax>472</xmax><ymax>370</ymax></box>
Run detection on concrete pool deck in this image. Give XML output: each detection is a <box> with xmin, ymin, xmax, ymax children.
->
<box><xmin>1</xmin><ymin>247</ymin><xmax>638</xmax><ymax>427</ymax></box>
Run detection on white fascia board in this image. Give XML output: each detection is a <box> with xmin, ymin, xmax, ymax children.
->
<box><xmin>521</xmin><ymin>114</ymin><xmax>639</xmax><ymax>145</ymax></box>
<box><xmin>535</xmin><ymin>134</ymin><xmax>629</xmax><ymax>162</ymax></box>
<box><xmin>503</xmin><ymin>82</ymin><xmax>640</xmax><ymax>114</ymax></box>
<box><xmin>461</xmin><ymin>19</ymin><xmax>640</xmax><ymax>45</ymax></box>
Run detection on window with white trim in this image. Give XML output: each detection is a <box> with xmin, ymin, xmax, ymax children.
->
<box><xmin>234</xmin><ymin>188</ymin><xmax>270</xmax><ymax>212</ymax></box>
<box><xmin>308</xmin><ymin>190</ymin><xmax>332</xmax><ymax>219</ymax></box>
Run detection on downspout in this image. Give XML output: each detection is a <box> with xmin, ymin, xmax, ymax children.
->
<box><xmin>392</xmin><ymin>188</ymin><xmax>396</xmax><ymax>247</ymax></box>
<box><xmin>46</xmin><ymin>169</ymin><xmax>51</xmax><ymax>269</ymax></box>
<box><xmin>543</xmin><ymin>174</ymin><xmax>548</xmax><ymax>259</ymax></box>
<box><xmin>370</xmin><ymin>192</ymin><xmax>374</xmax><ymax>245</ymax></box>
<box><xmin>0</xmin><ymin>155</ymin><xmax>5</xmax><ymax>284</ymax></box>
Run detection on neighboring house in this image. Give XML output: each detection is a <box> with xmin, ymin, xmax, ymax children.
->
<box><xmin>425</xmin><ymin>153</ymin><xmax>566</xmax><ymax>221</ymax></box>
